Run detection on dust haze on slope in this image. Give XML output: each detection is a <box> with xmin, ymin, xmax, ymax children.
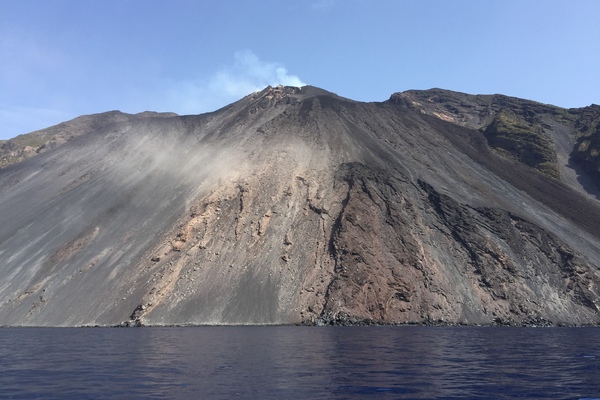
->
<box><xmin>0</xmin><ymin>109</ymin><xmax>248</xmax><ymax>326</ymax></box>
<box><xmin>0</xmin><ymin>111</ymin><xmax>178</xmax><ymax>170</ymax></box>
<box><xmin>0</xmin><ymin>86</ymin><xmax>333</xmax><ymax>326</ymax></box>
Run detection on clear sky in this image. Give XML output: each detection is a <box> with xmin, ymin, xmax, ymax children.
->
<box><xmin>1</xmin><ymin>0</ymin><xmax>599</xmax><ymax>140</ymax></box>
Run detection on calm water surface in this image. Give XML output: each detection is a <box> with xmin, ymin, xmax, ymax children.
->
<box><xmin>0</xmin><ymin>326</ymin><xmax>599</xmax><ymax>399</ymax></box>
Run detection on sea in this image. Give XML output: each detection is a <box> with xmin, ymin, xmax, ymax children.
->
<box><xmin>0</xmin><ymin>326</ymin><xmax>599</xmax><ymax>399</ymax></box>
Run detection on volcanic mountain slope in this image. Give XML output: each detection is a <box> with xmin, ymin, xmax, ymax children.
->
<box><xmin>393</xmin><ymin>89</ymin><xmax>600</xmax><ymax>198</ymax></box>
<box><xmin>0</xmin><ymin>110</ymin><xmax>177</xmax><ymax>169</ymax></box>
<box><xmin>1</xmin><ymin>85</ymin><xmax>600</xmax><ymax>327</ymax></box>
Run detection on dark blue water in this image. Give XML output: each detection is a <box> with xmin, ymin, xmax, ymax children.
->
<box><xmin>0</xmin><ymin>326</ymin><xmax>599</xmax><ymax>399</ymax></box>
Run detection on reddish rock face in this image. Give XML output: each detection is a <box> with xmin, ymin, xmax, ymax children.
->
<box><xmin>0</xmin><ymin>86</ymin><xmax>599</xmax><ymax>327</ymax></box>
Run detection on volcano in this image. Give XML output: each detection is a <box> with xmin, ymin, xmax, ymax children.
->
<box><xmin>1</xmin><ymin>85</ymin><xmax>599</xmax><ymax>326</ymax></box>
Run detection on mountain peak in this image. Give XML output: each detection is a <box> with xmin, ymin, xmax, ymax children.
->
<box><xmin>249</xmin><ymin>84</ymin><xmax>342</xmax><ymax>102</ymax></box>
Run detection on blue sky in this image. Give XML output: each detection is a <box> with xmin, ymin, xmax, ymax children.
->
<box><xmin>1</xmin><ymin>0</ymin><xmax>599</xmax><ymax>140</ymax></box>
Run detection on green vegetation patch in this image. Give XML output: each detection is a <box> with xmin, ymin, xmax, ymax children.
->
<box><xmin>8</xmin><ymin>132</ymin><xmax>52</xmax><ymax>149</ymax></box>
<box><xmin>483</xmin><ymin>110</ymin><xmax>560</xmax><ymax>179</ymax></box>
<box><xmin>0</xmin><ymin>131</ymin><xmax>53</xmax><ymax>169</ymax></box>
<box><xmin>572</xmin><ymin>105</ymin><xmax>600</xmax><ymax>137</ymax></box>
<box><xmin>553</xmin><ymin>109</ymin><xmax>576</xmax><ymax>126</ymax></box>
<box><xmin>578</xmin><ymin>140</ymin><xmax>591</xmax><ymax>153</ymax></box>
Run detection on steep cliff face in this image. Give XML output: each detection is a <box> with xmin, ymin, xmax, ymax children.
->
<box><xmin>322</xmin><ymin>168</ymin><xmax>599</xmax><ymax>326</ymax></box>
<box><xmin>571</xmin><ymin>105</ymin><xmax>600</xmax><ymax>189</ymax></box>
<box><xmin>0</xmin><ymin>86</ymin><xmax>599</xmax><ymax>326</ymax></box>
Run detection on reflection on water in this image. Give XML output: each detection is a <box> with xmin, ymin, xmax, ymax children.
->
<box><xmin>0</xmin><ymin>326</ymin><xmax>599</xmax><ymax>399</ymax></box>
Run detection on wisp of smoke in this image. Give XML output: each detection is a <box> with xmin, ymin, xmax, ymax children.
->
<box><xmin>218</xmin><ymin>50</ymin><xmax>305</xmax><ymax>93</ymax></box>
<box><xmin>168</xmin><ymin>50</ymin><xmax>305</xmax><ymax>115</ymax></box>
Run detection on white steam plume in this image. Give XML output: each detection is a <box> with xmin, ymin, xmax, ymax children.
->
<box><xmin>167</xmin><ymin>50</ymin><xmax>306</xmax><ymax>115</ymax></box>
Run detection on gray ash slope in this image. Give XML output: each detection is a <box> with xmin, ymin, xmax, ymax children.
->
<box><xmin>0</xmin><ymin>110</ymin><xmax>177</xmax><ymax>169</ymax></box>
<box><xmin>1</xmin><ymin>85</ymin><xmax>600</xmax><ymax>327</ymax></box>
